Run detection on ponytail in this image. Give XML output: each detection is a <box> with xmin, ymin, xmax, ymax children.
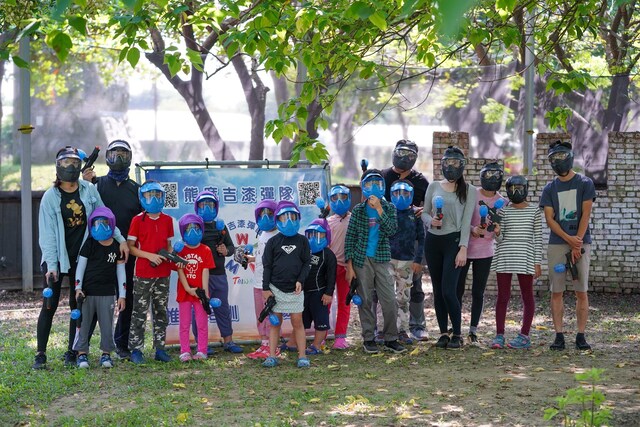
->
<box><xmin>455</xmin><ymin>175</ymin><xmax>467</xmax><ymax>204</ymax></box>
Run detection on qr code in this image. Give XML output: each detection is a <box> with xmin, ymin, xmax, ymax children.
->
<box><xmin>297</xmin><ymin>181</ymin><xmax>321</xmax><ymax>206</ymax></box>
<box><xmin>161</xmin><ymin>182</ymin><xmax>179</xmax><ymax>209</ymax></box>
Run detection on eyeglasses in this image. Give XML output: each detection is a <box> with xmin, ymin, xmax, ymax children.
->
<box><xmin>481</xmin><ymin>170</ymin><xmax>503</xmax><ymax>179</ymax></box>
<box><xmin>443</xmin><ymin>158</ymin><xmax>463</xmax><ymax>168</ymax></box>
<box><xmin>394</xmin><ymin>148</ymin><xmax>417</xmax><ymax>159</ymax></box>
<box><xmin>549</xmin><ymin>152</ymin><xmax>570</xmax><ymax>162</ymax></box>
<box><xmin>197</xmin><ymin>200</ymin><xmax>216</xmax><ymax>208</ymax></box>
<box><xmin>362</xmin><ymin>178</ymin><xmax>383</xmax><ymax>189</ymax></box>
<box><xmin>142</xmin><ymin>190</ymin><xmax>163</xmax><ymax>200</ymax></box>
<box><xmin>185</xmin><ymin>223</ymin><xmax>201</xmax><ymax>232</ymax></box>
<box><xmin>58</xmin><ymin>158</ymin><xmax>81</xmax><ymax>168</ymax></box>
<box><xmin>92</xmin><ymin>217</ymin><xmax>109</xmax><ymax>227</ymax></box>
<box><xmin>277</xmin><ymin>212</ymin><xmax>298</xmax><ymax>223</ymax></box>
<box><xmin>330</xmin><ymin>193</ymin><xmax>349</xmax><ymax>202</ymax></box>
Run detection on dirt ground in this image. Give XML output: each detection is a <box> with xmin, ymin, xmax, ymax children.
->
<box><xmin>2</xmin><ymin>287</ymin><xmax>639</xmax><ymax>426</ymax></box>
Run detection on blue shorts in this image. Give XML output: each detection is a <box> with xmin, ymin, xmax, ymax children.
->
<box><xmin>303</xmin><ymin>289</ymin><xmax>330</xmax><ymax>331</ymax></box>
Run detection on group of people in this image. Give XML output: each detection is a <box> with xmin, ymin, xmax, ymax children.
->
<box><xmin>32</xmin><ymin>137</ymin><xmax>595</xmax><ymax>370</ymax></box>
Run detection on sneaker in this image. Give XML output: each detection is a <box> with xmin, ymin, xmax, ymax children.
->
<box><xmin>206</xmin><ymin>346</ymin><xmax>216</xmax><ymax>356</ymax></box>
<box><xmin>262</xmin><ymin>356</ymin><xmax>278</xmax><ymax>368</ymax></box>
<box><xmin>179</xmin><ymin>352</ymin><xmax>192</xmax><ymax>363</ymax></box>
<box><xmin>398</xmin><ymin>332</ymin><xmax>415</xmax><ymax>345</ymax></box>
<box><xmin>384</xmin><ymin>340</ymin><xmax>408</xmax><ymax>354</ymax></box>
<box><xmin>116</xmin><ymin>348</ymin><xmax>131</xmax><ymax>361</ymax></box>
<box><xmin>508</xmin><ymin>333</ymin><xmax>531</xmax><ymax>349</ymax></box>
<box><xmin>305</xmin><ymin>344</ymin><xmax>323</xmax><ymax>355</ymax></box>
<box><xmin>491</xmin><ymin>334</ymin><xmax>505</xmax><ymax>349</ymax></box>
<box><xmin>435</xmin><ymin>334</ymin><xmax>450</xmax><ymax>349</ymax></box>
<box><xmin>32</xmin><ymin>353</ymin><xmax>47</xmax><ymax>370</ymax></box>
<box><xmin>130</xmin><ymin>349</ymin><xmax>145</xmax><ymax>365</ymax></box>
<box><xmin>247</xmin><ymin>345</ymin><xmax>270</xmax><ymax>360</ymax></box>
<box><xmin>550</xmin><ymin>334</ymin><xmax>566</xmax><ymax>351</ymax></box>
<box><xmin>447</xmin><ymin>335</ymin><xmax>462</xmax><ymax>350</ymax></box>
<box><xmin>410</xmin><ymin>329</ymin><xmax>430</xmax><ymax>342</ymax></box>
<box><xmin>575</xmin><ymin>334</ymin><xmax>592</xmax><ymax>351</ymax></box>
<box><xmin>297</xmin><ymin>357</ymin><xmax>311</xmax><ymax>368</ymax></box>
<box><xmin>63</xmin><ymin>350</ymin><xmax>77</xmax><ymax>367</ymax></box>
<box><xmin>374</xmin><ymin>333</ymin><xmax>384</xmax><ymax>345</ymax></box>
<box><xmin>76</xmin><ymin>354</ymin><xmax>89</xmax><ymax>369</ymax></box>
<box><xmin>467</xmin><ymin>333</ymin><xmax>480</xmax><ymax>347</ymax></box>
<box><xmin>363</xmin><ymin>340</ymin><xmax>379</xmax><ymax>354</ymax></box>
<box><xmin>223</xmin><ymin>341</ymin><xmax>243</xmax><ymax>353</ymax></box>
<box><xmin>100</xmin><ymin>354</ymin><xmax>114</xmax><ymax>368</ymax></box>
<box><xmin>154</xmin><ymin>349</ymin><xmax>172</xmax><ymax>362</ymax></box>
<box><xmin>332</xmin><ymin>338</ymin><xmax>349</xmax><ymax>350</ymax></box>
<box><xmin>279</xmin><ymin>341</ymin><xmax>298</xmax><ymax>353</ymax></box>
<box><xmin>192</xmin><ymin>352</ymin><xmax>207</xmax><ymax>360</ymax></box>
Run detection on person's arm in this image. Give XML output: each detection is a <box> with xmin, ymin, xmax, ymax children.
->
<box><xmin>542</xmin><ymin>206</ymin><xmax>581</xmax><ymax>249</ymax></box>
<box><xmin>177</xmin><ymin>269</ymin><xmax>197</xmax><ymax>297</ymax></box>
<box><xmin>533</xmin><ymin>207</ymin><xmax>543</xmax><ymax>273</ymax></box>
<box><xmin>324</xmin><ymin>250</ymin><xmax>337</xmax><ymax>297</ymax></box>
<box><xmin>458</xmin><ymin>187</ymin><xmax>476</xmax><ymax>248</ymax></box>
<box><xmin>202</xmin><ymin>268</ymin><xmax>210</xmax><ymax>298</ymax></box>
<box><xmin>75</xmin><ymin>255</ymin><xmax>88</xmax><ymax>299</ymax></box>
<box><xmin>296</xmin><ymin>237</ymin><xmax>312</xmax><ymax>284</ymax></box>
<box><xmin>38</xmin><ymin>192</ymin><xmax>60</xmax><ymax>279</ymax></box>
<box><xmin>262</xmin><ymin>238</ymin><xmax>274</xmax><ymax>291</ymax></box>
<box><xmin>414</xmin><ymin>217</ymin><xmax>426</xmax><ymax>265</ymax></box>
<box><xmin>378</xmin><ymin>201</ymin><xmax>398</xmax><ymax>237</ymax></box>
<box><xmin>421</xmin><ymin>184</ymin><xmax>435</xmax><ymax>228</ymax></box>
<box><xmin>116</xmin><ymin>261</ymin><xmax>127</xmax><ymax>312</ymax></box>
<box><xmin>127</xmin><ymin>239</ymin><xmax>165</xmax><ymax>266</ymax></box>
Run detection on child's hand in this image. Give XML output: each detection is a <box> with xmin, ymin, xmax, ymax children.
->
<box><xmin>117</xmin><ymin>297</ymin><xmax>126</xmax><ymax>312</ymax></box>
<box><xmin>45</xmin><ymin>270</ymin><xmax>58</xmax><ymax>282</ymax></box>
<box><xmin>216</xmin><ymin>243</ymin><xmax>228</xmax><ymax>256</ymax></box>
<box><xmin>295</xmin><ymin>281</ymin><xmax>302</xmax><ymax>294</ymax></box>
<box><xmin>413</xmin><ymin>206</ymin><xmax>424</xmax><ymax>217</ymax></box>
<box><xmin>455</xmin><ymin>246</ymin><xmax>467</xmax><ymax>268</ymax></box>
<box><xmin>119</xmin><ymin>241</ymin><xmax>130</xmax><ymax>263</ymax></box>
<box><xmin>367</xmin><ymin>195</ymin><xmax>381</xmax><ymax>210</ymax></box>
<box><xmin>149</xmin><ymin>253</ymin><xmax>165</xmax><ymax>266</ymax></box>
<box><xmin>431</xmin><ymin>217</ymin><xmax>443</xmax><ymax>228</ymax></box>
<box><xmin>321</xmin><ymin>294</ymin><xmax>333</xmax><ymax>305</ymax></box>
<box><xmin>188</xmin><ymin>288</ymin><xmax>198</xmax><ymax>297</ymax></box>
<box><xmin>493</xmin><ymin>223</ymin><xmax>501</xmax><ymax>236</ymax></box>
<box><xmin>75</xmin><ymin>289</ymin><xmax>85</xmax><ymax>300</ymax></box>
<box><xmin>262</xmin><ymin>290</ymin><xmax>273</xmax><ymax>300</ymax></box>
<box><xmin>345</xmin><ymin>265</ymin><xmax>356</xmax><ymax>283</ymax></box>
<box><xmin>534</xmin><ymin>264</ymin><xmax>542</xmax><ymax>279</ymax></box>
<box><xmin>470</xmin><ymin>226</ymin><xmax>481</xmax><ymax>238</ymax></box>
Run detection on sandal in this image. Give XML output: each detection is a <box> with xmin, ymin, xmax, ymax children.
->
<box><xmin>297</xmin><ymin>357</ymin><xmax>310</xmax><ymax>368</ymax></box>
<box><xmin>305</xmin><ymin>344</ymin><xmax>323</xmax><ymax>355</ymax></box>
<box><xmin>262</xmin><ymin>356</ymin><xmax>278</xmax><ymax>368</ymax></box>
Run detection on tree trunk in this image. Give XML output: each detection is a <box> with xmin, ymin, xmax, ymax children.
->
<box><xmin>331</xmin><ymin>100</ymin><xmax>359</xmax><ymax>179</ymax></box>
<box><xmin>603</xmin><ymin>74</ymin><xmax>630</xmax><ymax>132</ymax></box>
<box><xmin>269</xmin><ymin>71</ymin><xmax>294</xmax><ymax>160</ymax></box>
<box><xmin>0</xmin><ymin>59</ymin><xmax>5</xmax><ymax>172</ymax></box>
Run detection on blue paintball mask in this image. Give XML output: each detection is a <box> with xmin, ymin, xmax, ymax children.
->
<box><xmin>196</xmin><ymin>198</ymin><xmax>218</xmax><ymax>222</ymax></box>
<box><xmin>183</xmin><ymin>223</ymin><xmax>203</xmax><ymax>246</ymax></box>
<box><xmin>90</xmin><ymin>217</ymin><xmax>113</xmax><ymax>241</ymax></box>
<box><xmin>361</xmin><ymin>173</ymin><xmax>385</xmax><ymax>199</ymax></box>
<box><xmin>276</xmin><ymin>208</ymin><xmax>300</xmax><ymax>237</ymax></box>
<box><xmin>390</xmin><ymin>181</ymin><xmax>414</xmax><ymax>211</ymax></box>
<box><xmin>139</xmin><ymin>181</ymin><xmax>165</xmax><ymax>214</ymax></box>
<box><xmin>256</xmin><ymin>208</ymin><xmax>276</xmax><ymax>231</ymax></box>
<box><xmin>305</xmin><ymin>224</ymin><xmax>328</xmax><ymax>253</ymax></box>
<box><xmin>329</xmin><ymin>185</ymin><xmax>351</xmax><ymax>216</ymax></box>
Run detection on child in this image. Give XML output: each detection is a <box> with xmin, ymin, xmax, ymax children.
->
<box><xmin>326</xmin><ymin>184</ymin><xmax>352</xmax><ymax>349</ymax></box>
<box><xmin>456</xmin><ymin>161</ymin><xmax>506</xmax><ymax>346</ymax></box>
<box><xmin>261</xmin><ymin>201</ymin><xmax>312</xmax><ymax>368</ymax></box>
<box><xmin>127</xmin><ymin>180</ymin><xmax>175</xmax><ymax>364</ymax></box>
<box><xmin>386</xmin><ymin>180</ymin><xmax>425</xmax><ymax>345</ymax></box>
<box><xmin>345</xmin><ymin>169</ymin><xmax>406</xmax><ymax>354</ymax></box>
<box><xmin>303</xmin><ymin>218</ymin><xmax>337</xmax><ymax>355</ymax></box>
<box><xmin>175</xmin><ymin>214</ymin><xmax>215</xmax><ymax>362</ymax></box>
<box><xmin>490</xmin><ymin>176</ymin><xmax>542</xmax><ymax>349</ymax></box>
<box><xmin>74</xmin><ymin>207</ymin><xmax>126</xmax><ymax>368</ymax></box>
<box><xmin>246</xmin><ymin>199</ymin><xmax>281</xmax><ymax>359</ymax></box>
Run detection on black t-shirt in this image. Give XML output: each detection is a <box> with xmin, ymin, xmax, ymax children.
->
<box><xmin>96</xmin><ymin>176</ymin><xmax>141</xmax><ymax>237</ymax></box>
<box><xmin>263</xmin><ymin>233</ymin><xmax>312</xmax><ymax>292</ymax></box>
<box><xmin>202</xmin><ymin>222</ymin><xmax>235</xmax><ymax>276</ymax></box>
<box><xmin>79</xmin><ymin>237</ymin><xmax>123</xmax><ymax>296</ymax></box>
<box><xmin>381</xmin><ymin>168</ymin><xmax>429</xmax><ymax>207</ymax></box>
<box><xmin>60</xmin><ymin>187</ymin><xmax>86</xmax><ymax>261</ymax></box>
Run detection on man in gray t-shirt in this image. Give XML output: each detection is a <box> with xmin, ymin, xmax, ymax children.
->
<box><xmin>539</xmin><ymin>141</ymin><xmax>596</xmax><ymax>352</ymax></box>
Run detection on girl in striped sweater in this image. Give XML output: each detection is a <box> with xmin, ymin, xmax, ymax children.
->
<box><xmin>490</xmin><ymin>176</ymin><xmax>542</xmax><ymax>349</ymax></box>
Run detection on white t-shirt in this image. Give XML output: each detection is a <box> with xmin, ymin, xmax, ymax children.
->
<box><xmin>253</xmin><ymin>229</ymin><xmax>279</xmax><ymax>289</ymax></box>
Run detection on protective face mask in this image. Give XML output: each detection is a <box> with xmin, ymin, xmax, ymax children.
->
<box><xmin>90</xmin><ymin>222</ymin><xmax>113</xmax><ymax>241</ymax></box>
<box><xmin>183</xmin><ymin>228</ymin><xmax>203</xmax><ymax>246</ymax></box>
<box><xmin>197</xmin><ymin>205</ymin><xmax>218</xmax><ymax>222</ymax></box>
<box><xmin>277</xmin><ymin>219</ymin><xmax>300</xmax><ymax>237</ymax></box>
<box><xmin>257</xmin><ymin>215</ymin><xmax>276</xmax><ymax>231</ymax></box>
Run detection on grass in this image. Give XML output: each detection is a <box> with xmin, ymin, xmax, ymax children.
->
<box><xmin>1</xmin><ymin>291</ymin><xmax>639</xmax><ymax>426</ymax></box>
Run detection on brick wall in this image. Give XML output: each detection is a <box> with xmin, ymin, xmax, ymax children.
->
<box><xmin>431</xmin><ymin>131</ymin><xmax>640</xmax><ymax>295</ymax></box>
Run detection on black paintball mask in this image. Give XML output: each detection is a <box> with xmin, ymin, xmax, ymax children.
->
<box><xmin>106</xmin><ymin>139</ymin><xmax>132</xmax><ymax>172</ymax></box>
<box><xmin>506</xmin><ymin>175</ymin><xmax>529</xmax><ymax>204</ymax></box>
<box><xmin>548</xmin><ymin>140</ymin><xmax>574</xmax><ymax>177</ymax></box>
<box><xmin>55</xmin><ymin>146</ymin><xmax>82</xmax><ymax>183</ymax></box>
<box><xmin>480</xmin><ymin>162</ymin><xmax>504</xmax><ymax>192</ymax></box>
<box><xmin>392</xmin><ymin>139</ymin><xmax>418</xmax><ymax>171</ymax></box>
<box><xmin>441</xmin><ymin>146</ymin><xmax>466</xmax><ymax>182</ymax></box>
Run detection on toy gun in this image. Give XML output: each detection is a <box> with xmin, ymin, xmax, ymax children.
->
<box><xmin>151</xmin><ymin>241</ymin><xmax>192</xmax><ymax>267</ymax></box>
<box><xmin>345</xmin><ymin>277</ymin><xmax>362</xmax><ymax>306</ymax></box>
<box><xmin>194</xmin><ymin>288</ymin><xmax>212</xmax><ymax>315</ymax></box>
<box><xmin>486</xmin><ymin>198</ymin><xmax>505</xmax><ymax>232</ymax></box>
<box><xmin>434</xmin><ymin>196</ymin><xmax>444</xmax><ymax>229</ymax></box>
<box><xmin>78</xmin><ymin>146</ymin><xmax>100</xmax><ymax>172</ymax></box>
<box><xmin>70</xmin><ymin>294</ymin><xmax>85</xmax><ymax>327</ymax></box>
<box><xmin>553</xmin><ymin>248</ymin><xmax>586</xmax><ymax>281</ymax></box>
<box><xmin>233</xmin><ymin>245</ymin><xmax>254</xmax><ymax>269</ymax></box>
<box><xmin>315</xmin><ymin>197</ymin><xmax>330</xmax><ymax>219</ymax></box>
<box><xmin>43</xmin><ymin>275</ymin><xmax>54</xmax><ymax>309</ymax></box>
<box><xmin>478</xmin><ymin>205</ymin><xmax>489</xmax><ymax>237</ymax></box>
<box><xmin>258</xmin><ymin>295</ymin><xmax>280</xmax><ymax>325</ymax></box>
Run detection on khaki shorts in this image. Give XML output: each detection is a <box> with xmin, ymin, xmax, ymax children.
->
<box><xmin>548</xmin><ymin>243</ymin><xmax>591</xmax><ymax>293</ymax></box>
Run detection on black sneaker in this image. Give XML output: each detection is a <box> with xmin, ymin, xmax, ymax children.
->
<box><xmin>383</xmin><ymin>340</ymin><xmax>407</xmax><ymax>354</ymax></box>
<box><xmin>32</xmin><ymin>353</ymin><xmax>47</xmax><ymax>370</ymax></box>
<box><xmin>363</xmin><ymin>340</ymin><xmax>379</xmax><ymax>354</ymax></box>
<box><xmin>467</xmin><ymin>333</ymin><xmax>480</xmax><ymax>347</ymax></box>
<box><xmin>550</xmin><ymin>334</ymin><xmax>566</xmax><ymax>351</ymax></box>
<box><xmin>116</xmin><ymin>348</ymin><xmax>131</xmax><ymax>360</ymax></box>
<box><xmin>447</xmin><ymin>335</ymin><xmax>462</xmax><ymax>350</ymax></box>
<box><xmin>63</xmin><ymin>350</ymin><xmax>77</xmax><ymax>367</ymax></box>
<box><xmin>575</xmin><ymin>334</ymin><xmax>592</xmax><ymax>351</ymax></box>
<box><xmin>435</xmin><ymin>334</ymin><xmax>450</xmax><ymax>349</ymax></box>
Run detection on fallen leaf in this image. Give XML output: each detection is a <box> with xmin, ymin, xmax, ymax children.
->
<box><xmin>290</xmin><ymin>400</ymin><xmax>300</xmax><ymax>406</ymax></box>
<box><xmin>176</xmin><ymin>413</ymin><xmax>188</xmax><ymax>424</ymax></box>
<box><xmin>617</xmin><ymin>363</ymin><xmax>626</xmax><ymax>368</ymax></box>
<box><xmin>409</xmin><ymin>348</ymin><xmax>420</xmax><ymax>356</ymax></box>
<box><xmin>377</xmin><ymin>388</ymin><xmax>389</xmax><ymax>392</ymax></box>
<box><xmin>535</xmin><ymin>325</ymin><xmax>549</xmax><ymax>330</ymax></box>
<box><xmin>327</xmin><ymin>364</ymin><xmax>340</xmax><ymax>369</ymax></box>
<box><xmin>534</xmin><ymin>367</ymin><xmax>545</xmax><ymax>372</ymax></box>
<box><xmin>172</xmin><ymin>383</ymin><xmax>186</xmax><ymax>389</ymax></box>
<box><xmin>421</xmin><ymin>409</ymin><xmax>433</xmax><ymax>414</ymax></box>
<box><xmin>308</xmin><ymin>398</ymin><xmax>320</xmax><ymax>403</ymax></box>
<box><xmin>482</xmin><ymin>351</ymin><xmax>495</xmax><ymax>356</ymax></box>
<box><xmin>500</xmin><ymin>378</ymin><xmax>513</xmax><ymax>382</ymax></box>
<box><xmin>201</xmin><ymin>398</ymin><xmax>208</xmax><ymax>403</ymax></box>
<box><xmin>371</xmin><ymin>352</ymin><xmax>385</xmax><ymax>357</ymax></box>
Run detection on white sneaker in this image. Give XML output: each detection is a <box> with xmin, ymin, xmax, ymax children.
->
<box><xmin>411</xmin><ymin>330</ymin><xmax>430</xmax><ymax>342</ymax></box>
<box><xmin>192</xmin><ymin>352</ymin><xmax>207</xmax><ymax>360</ymax></box>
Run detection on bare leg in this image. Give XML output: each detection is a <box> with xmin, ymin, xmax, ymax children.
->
<box><xmin>550</xmin><ymin>292</ymin><xmax>564</xmax><ymax>333</ymax></box>
<box><xmin>290</xmin><ymin>313</ymin><xmax>307</xmax><ymax>360</ymax></box>
<box><xmin>575</xmin><ymin>291</ymin><xmax>589</xmax><ymax>333</ymax></box>
<box><xmin>312</xmin><ymin>330</ymin><xmax>328</xmax><ymax>349</ymax></box>
<box><xmin>268</xmin><ymin>314</ymin><xmax>283</xmax><ymax>357</ymax></box>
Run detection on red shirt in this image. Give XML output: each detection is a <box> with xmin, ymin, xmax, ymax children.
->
<box><xmin>176</xmin><ymin>243</ymin><xmax>215</xmax><ymax>303</ymax></box>
<box><xmin>128</xmin><ymin>212</ymin><xmax>175</xmax><ymax>278</ymax></box>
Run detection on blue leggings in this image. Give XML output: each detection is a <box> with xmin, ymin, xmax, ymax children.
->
<box><xmin>425</xmin><ymin>232</ymin><xmax>463</xmax><ymax>336</ymax></box>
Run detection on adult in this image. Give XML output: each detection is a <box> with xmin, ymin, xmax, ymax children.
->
<box><xmin>540</xmin><ymin>140</ymin><xmax>595</xmax><ymax>351</ymax></box>
<box><xmin>421</xmin><ymin>146</ymin><xmax>476</xmax><ymax>350</ymax></box>
<box><xmin>33</xmin><ymin>146</ymin><xmax>128</xmax><ymax>369</ymax></box>
<box><xmin>381</xmin><ymin>139</ymin><xmax>430</xmax><ymax>341</ymax></box>
<box><xmin>83</xmin><ymin>139</ymin><xmax>142</xmax><ymax>360</ymax></box>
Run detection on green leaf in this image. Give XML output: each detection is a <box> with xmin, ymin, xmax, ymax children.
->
<box><xmin>118</xmin><ymin>47</ymin><xmax>129</xmax><ymax>63</ymax></box>
<box><xmin>16</xmin><ymin>20</ymin><xmax>41</xmax><ymax>42</ymax></box>
<box><xmin>346</xmin><ymin>2</ymin><xmax>374</xmax><ymax>20</ymax></box>
<box><xmin>368</xmin><ymin>11</ymin><xmax>388</xmax><ymax>31</ymax></box>
<box><xmin>127</xmin><ymin>47</ymin><xmax>140</xmax><ymax>67</ymax></box>
<box><xmin>52</xmin><ymin>0</ymin><xmax>71</xmax><ymax>21</ymax></box>
<box><xmin>49</xmin><ymin>32</ymin><xmax>73</xmax><ymax>62</ymax></box>
<box><xmin>186</xmin><ymin>48</ymin><xmax>204</xmax><ymax>67</ymax></box>
<box><xmin>399</xmin><ymin>0</ymin><xmax>421</xmax><ymax>19</ymax></box>
<box><xmin>226</xmin><ymin>41</ymin><xmax>239</xmax><ymax>58</ymax></box>
<box><xmin>11</xmin><ymin>55</ymin><xmax>30</xmax><ymax>69</ymax></box>
<box><xmin>68</xmin><ymin>16</ymin><xmax>87</xmax><ymax>36</ymax></box>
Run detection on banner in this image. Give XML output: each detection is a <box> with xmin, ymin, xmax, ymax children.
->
<box><xmin>143</xmin><ymin>166</ymin><xmax>331</xmax><ymax>345</ymax></box>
